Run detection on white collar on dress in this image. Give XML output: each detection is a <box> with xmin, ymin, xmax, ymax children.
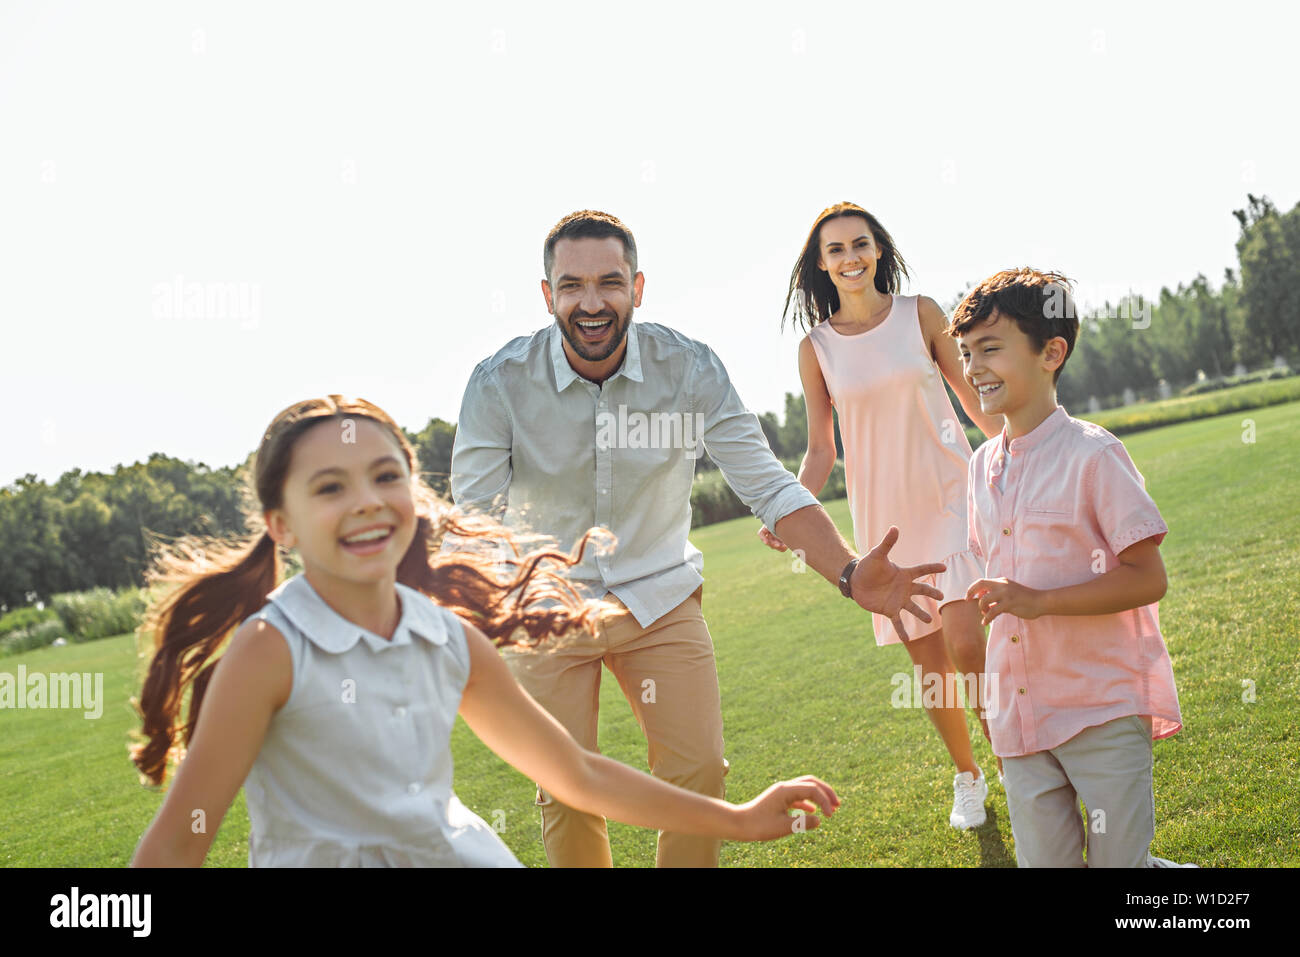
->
<box><xmin>264</xmin><ymin>574</ymin><xmax>452</xmax><ymax>653</ymax></box>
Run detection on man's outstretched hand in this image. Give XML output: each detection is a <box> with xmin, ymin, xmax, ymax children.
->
<box><xmin>850</xmin><ymin>526</ymin><xmax>946</xmax><ymax>641</ymax></box>
<box><xmin>765</xmin><ymin>506</ymin><xmax>945</xmax><ymax>640</ymax></box>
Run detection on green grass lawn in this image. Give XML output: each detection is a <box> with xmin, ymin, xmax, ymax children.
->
<box><xmin>2</xmin><ymin>402</ymin><xmax>1297</xmax><ymax>867</ymax></box>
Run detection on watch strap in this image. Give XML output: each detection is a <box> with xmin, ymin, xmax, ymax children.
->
<box><xmin>838</xmin><ymin>558</ymin><xmax>860</xmax><ymax>598</ymax></box>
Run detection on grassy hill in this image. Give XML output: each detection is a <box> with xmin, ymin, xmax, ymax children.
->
<box><xmin>2</xmin><ymin>402</ymin><xmax>1297</xmax><ymax>867</ymax></box>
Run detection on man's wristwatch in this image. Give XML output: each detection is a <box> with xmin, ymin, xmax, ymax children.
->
<box><xmin>839</xmin><ymin>558</ymin><xmax>860</xmax><ymax>598</ymax></box>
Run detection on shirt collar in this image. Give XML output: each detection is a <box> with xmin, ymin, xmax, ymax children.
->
<box><xmin>265</xmin><ymin>574</ymin><xmax>450</xmax><ymax>654</ymax></box>
<box><xmin>1007</xmin><ymin>405</ymin><xmax>1069</xmax><ymax>453</ymax></box>
<box><xmin>548</xmin><ymin>321</ymin><xmax>644</xmax><ymax>392</ymax></box>
<box><xmin>987</xmin><ymin>405</ymin><xmax>1068</xmax><ymax>486</ymax></box>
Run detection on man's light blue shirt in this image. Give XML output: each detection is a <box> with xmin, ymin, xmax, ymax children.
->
<box><xmin>448</xmin><ymin>321</ymin><xmax>819</xmax><ymax>627</ymax></box>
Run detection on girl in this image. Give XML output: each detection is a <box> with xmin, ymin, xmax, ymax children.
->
<box><xmin>759</xmin><ymin>203</ymin><xmax>1003</xmax><ymax>830</ymax></box>
<box><xmin>131</xmin><ymin>395</ymin><xmax>838</xmax><ymax>866</ymax></box>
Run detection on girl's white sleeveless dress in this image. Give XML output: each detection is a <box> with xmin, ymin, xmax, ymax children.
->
<box><xmin>807</xmin><ymin>294</ymin><xmax>984</xmax><ymax>645</ymax></box>
<box><xmin>241</xmin><ymin>573</ymin><xmax>522</xmax><ymax>867</ymax></box>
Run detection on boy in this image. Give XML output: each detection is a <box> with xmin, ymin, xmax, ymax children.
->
<box><xmin>946</xmin><ymin>268</ymin><xmax>1189</xmax><ymax>867</ymax></box>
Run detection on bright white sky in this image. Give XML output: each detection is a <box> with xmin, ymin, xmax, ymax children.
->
<box><xmin>3</xmin><ymin>0</ymin><xmax>1298</xmax><ymax>484</ymax></box>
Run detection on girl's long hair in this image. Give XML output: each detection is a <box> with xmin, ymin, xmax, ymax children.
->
<box><xmin>781</xmin><ymin>201</ymin><xmax>911</xmax><ymax>334</ymax></box>
<box><xmin>131</xmin><ymin>395</ymin><xmax>609</xmax><ymax>786</ymax></box>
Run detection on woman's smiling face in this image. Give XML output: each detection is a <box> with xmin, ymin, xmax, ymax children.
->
<box><xmin>266</xmin><ymin>416</ymin><xmax>417</xmax><ymax>586</ymax></box>
<box><xmin>817</xmin><ymin>216</ymin><xmax>883</xmax><ymax>293</ymax></box>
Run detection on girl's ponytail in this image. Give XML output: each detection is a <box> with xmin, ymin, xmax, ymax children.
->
<box><xmin>397</xmin><ymin>483</ymin><xmax>608</xmax><ymax>647</ymax></box>
<box><xmin>132</xmin><ymin>531</ymin><xmax>280</xmax><ymax>786</ymax></box>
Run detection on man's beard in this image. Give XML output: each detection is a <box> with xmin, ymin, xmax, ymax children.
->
<box><xmin>556</xmin><ymin>302</ymin><xmax>634</xmax><ymax>363</ymax></box>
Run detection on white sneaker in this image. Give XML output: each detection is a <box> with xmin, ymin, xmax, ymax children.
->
<box><xmin>1147</xmin><ymin>855</ymin><xmax>1198</xmax><ymax>868</ymax></box>
<box><xmin>950</xmin><ymin>770</ymin><xmax>988</xmax><ymax>829</ymax></box>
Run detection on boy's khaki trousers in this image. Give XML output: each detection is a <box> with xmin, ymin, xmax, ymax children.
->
<box><xmin>1002</xmin><ymin>714</ymin><xmax>1157</xmax><ymax>867</ymax></box>
<box><xmin>502</xmin><ymin>587</ymin><xmax>728</xmax><ymax>867</ymax></box>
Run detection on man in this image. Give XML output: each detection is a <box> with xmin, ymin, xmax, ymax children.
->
<box><xmin>449</xmin><ymin>210</ymin><xmax>944</xmax><ymax>867</ymax></box>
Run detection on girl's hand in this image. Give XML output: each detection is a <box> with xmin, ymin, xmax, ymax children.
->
<box><xmin>735</xmin><ymin>775</ymin><xmax>840</xmax><ymax>841</ymax></box>
<box><xmin>462</xmin><ymin>620</ymin><xmax>838</xmax><ymax>843</ymax></box>
<box><xmin>966</xmin><ymin>577</ymin><xmax>1045</xmax><ymax>626</ymax></box>
<box><xmin>757</xmin><ymin>525</ymin><xmax>788</xmax><ymax>552</ymax></box>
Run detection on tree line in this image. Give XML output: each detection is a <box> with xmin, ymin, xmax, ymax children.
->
<box><xmin>3</xmin><ymin>195</ymin><xmax>1296</xmax><ymax>609</ymax></box>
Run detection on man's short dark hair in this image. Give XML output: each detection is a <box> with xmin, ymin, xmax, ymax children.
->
<box><xmin>946</xmin><ymin>268</ymin><xmax>1080</xmax><ymax>383</ymax></box>
<box><xmin>544</xmin><ymin>210</ymin><xmax>638</xmax><ymax>283</ymax></box>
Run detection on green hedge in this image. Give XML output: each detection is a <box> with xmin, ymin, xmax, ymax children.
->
<box><xmin>0</xmin><ymin>604</ymin><xmax>58</xmax><ymax>638</ymax></box>
<box><xmin>690</xmin><ymin>457</ymin><xmax>845</xmax><ymax>530</ymax></box>
<box><xmin>957</xmin><ymin>375</ymin><xmax>1300</xmax><ymax>451</ymax></box>
<box><xmin>1179</xmin><ymin>365</ymin><xmax>1294</xmax><ymax>397</ymax></box>
<box><xmin>0</xmin><ymin>587</ymin><xmax>146</xmax><ymax>657</ymax></box>
<box><xmin>50</xmin><ymin>587</ymin><xmax>147</xmax><ymax>643</ymax></box>
<box><xmin>1</xmin><ymin>586</ymin><xmax>147</xmax><ymax>656</ymax></box>
<box><xmin>0</xmin><ymin>619</ymin><xmax>66</xmax><ymax>656</ymax></box>
<box><xmin>1082</xmin><ymin>376</ymin><xmax>1300</xmax><ymax>436</ymax></box>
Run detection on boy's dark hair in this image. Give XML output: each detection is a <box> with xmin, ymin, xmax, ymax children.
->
<box><xmin>543</xmin><ymin>210</ymin><xmax>638</xmax><ymax>283</ymax></box>
<box><xmin>946</xmin><ymin>268</ymin><xmax>1079</xmax><ymax>383</ymax></box>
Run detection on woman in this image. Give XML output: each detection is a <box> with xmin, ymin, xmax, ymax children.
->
<box><xmin>761</xmin><ymin>203</ymin><xmax>1003</xmax><ymax>829</ymax></box>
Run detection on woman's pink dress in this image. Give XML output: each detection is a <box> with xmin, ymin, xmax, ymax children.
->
<box><xmin>807</xmin><ymin>294</ymin><xmax>984</xmax><ymax>645</ymax></box>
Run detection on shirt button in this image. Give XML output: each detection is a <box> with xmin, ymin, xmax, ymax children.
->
<box><xmin>1010</xmin><ymin>635</ymin><xmax>1019</xmax><ymax>643</ymax></box>
<box><xmin>395</xmin><ymin>706</ymin><xmax>408</xmax><ymax>717</ymax></box>
<box><xmin>1018</xmin><ymin>687</ymin><xmax>1026</xmax><ymax>695</ymax></box>
<box><xmin>408</xmin><ymin>783</ymin><xmax>420</xmax><ymax>795</ymax></box>
<box><xmin>1002</xmin><ymin>527</ymin><xmax>1011</xmax><ymax>536</ymax></box>
<box><xmin>600</xmin><ymin>488</ymin><xmax>608</xmax><ymax>495</ymax></box>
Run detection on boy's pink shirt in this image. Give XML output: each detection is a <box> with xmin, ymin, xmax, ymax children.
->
<box><xmin>967</xmin><ymin>406</ymin><xmax>1182</xmax><ymax>758</ymax></box>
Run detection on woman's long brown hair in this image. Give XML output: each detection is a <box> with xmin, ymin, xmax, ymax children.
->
<box><xmin>131</xmin><ymin>395</ymin><xmax>609</xmax><ymax>786</ymax></box>
<box><xmin>781</xmin><ymin>201</ymin><xmax>912</xmax><ymax>333</ymax></box>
